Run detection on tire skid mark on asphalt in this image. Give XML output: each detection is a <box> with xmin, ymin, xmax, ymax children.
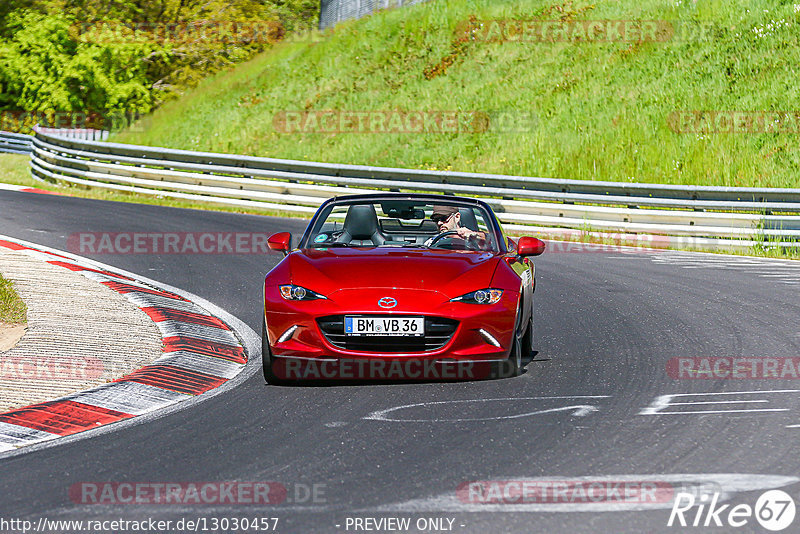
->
<box><xmin>375</xmin><ymin>474</ymin><xmax>800</xmax><ymax>513</ymax></box>
<box><xmin>0</xmin><ymin>238</ymin><xmax>247</xmax><ymax>451</ymax></box>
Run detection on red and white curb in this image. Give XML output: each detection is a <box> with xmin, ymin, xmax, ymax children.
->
<box><xmin>0</xmin><ymin>236</ymin><xmax>259</xmax><ymax>455</ymax></box>
<box><xmin>0</xmin><ymin>182</ymin><xmax>62</xmax><ymax>196</ymax></box>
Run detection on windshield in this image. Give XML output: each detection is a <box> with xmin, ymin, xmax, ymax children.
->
<box><xmin>303</xmin><ymin>200</ymin><xmax>499</xmax><ymax>252</ymax></box>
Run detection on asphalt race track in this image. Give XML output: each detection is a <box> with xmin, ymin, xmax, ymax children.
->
<box><xmin>2</xmin><ymin>189</ymin><xmax>800</xmax><ymax>533</ymax></box>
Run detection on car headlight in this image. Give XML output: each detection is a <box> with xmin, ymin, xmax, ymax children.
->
<box><xmin>450</xmin><ymin>288</ymin><xmax>503</xmax><ymax>305</ymax></box>
<box><xmin>279</xmin><ymin>285</ymin><xmax>327</xmax><ymax>301</ymax></box>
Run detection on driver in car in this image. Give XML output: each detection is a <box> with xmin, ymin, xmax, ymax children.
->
<box><xmin>427</xmin><ymin>205</ymin><xmax>486</xmax><ymax>248</ymax></box>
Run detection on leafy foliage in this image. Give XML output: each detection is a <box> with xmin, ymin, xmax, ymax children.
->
<box><xmin>0</xmin><ymin>0</ymin><xmax>319</xmax><ymax>130</ymax></box>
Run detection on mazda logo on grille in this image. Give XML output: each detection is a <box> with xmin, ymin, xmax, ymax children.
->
<box><xmin>378</xmin><ymin>297</ymin><xmax>397</xmax><ymax>309</ymax></box>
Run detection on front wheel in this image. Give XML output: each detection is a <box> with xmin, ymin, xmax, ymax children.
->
<box><xmin>521</xmin><ymin>297</ymin><xmax>535</xmax><ymax>358</ymax></box>
<box><xmin>507</xmin><ymin>330</ymin><xmax>522</xmax><ymax>377</ymax></box>
<box><xmin>494</xmin><ymin>305</ymin><xmax>523</xmax><ymax>379</ymax></box>
<box><xmin>262</xmin><ymin>317</ymin><xmax>286</xmax><ymax>385</ymax></box>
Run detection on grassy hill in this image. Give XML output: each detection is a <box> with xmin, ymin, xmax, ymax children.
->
<box><xmin>114</xmin><ymin>0</ymin><xmax>800</xmax><ymax>188</ymax></box>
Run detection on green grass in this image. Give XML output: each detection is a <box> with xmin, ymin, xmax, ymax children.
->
<box><xmin>112</xmin><ymin>0</ymin><xmax>800</xmax><ymax>188</ymax></box>
<box><xmin>0</xmin><ymin>273</ymin><xmax>26</xmax><ymax>325</ymax></box>
<box><xmin>0</xmin><ymin>154</ymin><xmax>33</xmax><ymax>186</ymax></box>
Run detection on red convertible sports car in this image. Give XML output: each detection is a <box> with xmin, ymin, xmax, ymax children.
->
<box><xmin>262</xmin><ymin>193</ymin><xmax>545</xmax><ymax>383</ymax></box>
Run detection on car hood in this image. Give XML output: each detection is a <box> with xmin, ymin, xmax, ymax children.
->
<box><xmin>288</xmin><ymin>248</ymin><xmax>501</xmax><ymax>299</ymax></box>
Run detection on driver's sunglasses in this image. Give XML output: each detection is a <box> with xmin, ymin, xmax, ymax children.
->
<box><xmin>431</xmin><ymin>213</ymin><xmax>454</xmax><ymax>224</ymax></box>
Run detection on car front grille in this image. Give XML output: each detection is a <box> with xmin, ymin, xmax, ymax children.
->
<box><xmin>316</xmin><ymin>315</ymin><xmax>459</xmax><ymax>353</ymax></box>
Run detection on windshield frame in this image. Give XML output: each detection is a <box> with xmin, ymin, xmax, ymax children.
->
<box><xmin>297</xmin><ymin>194</ymin><xmax>507</xmax><ymax>254</ymax></box>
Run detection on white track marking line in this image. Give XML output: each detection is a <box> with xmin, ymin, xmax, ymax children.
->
<box><xmin>364</xmin><ymin>396</ymin><xmax>610</xmax><ymax>423</ymax></box>
<box><xmin>668</xmin><ymin>400</ymin><xmax>769</xmax><ymax>406</ymax></box>
<box><xmin>649</xmin><ymin>409</ymin><xmax>789</xmax><ymax>415</ymax></box>
<box><xmin>0</xmin><ymin>184</ymin><xmax>30</xmax><ymax>192</ymax></box>
<box><xmin>658</xmin><ymin>389</ymin><xmax>800</xmax><ymax>395</ymax></box>
<box><xmin>639</xmin><ymin>390</ymin><xmax>800</xmax><ymax>416</ymax></box>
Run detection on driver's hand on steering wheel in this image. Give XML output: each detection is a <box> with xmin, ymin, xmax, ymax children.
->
<box><xmin>455</xmin><ymin>226</ymin><xmax>479</xmax><ymax>239</ymax></box>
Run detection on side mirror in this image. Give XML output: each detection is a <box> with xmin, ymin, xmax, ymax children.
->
<box><xmin>517</xmin><ymin>236</ymin><xmax>546</xmax><ymax>257</ymax></box>
<box><xmin>268</xmin><ymin>232</ymin><xmax>292</xmax><ymax>256</ymax></box>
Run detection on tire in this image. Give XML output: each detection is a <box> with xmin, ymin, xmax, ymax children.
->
<box><xmin>507</xmin><ymin>326</ymin><xmax>523</xmax><ymax>377</ymax></box>
<box><xmin>494</xmin><ymin>302</ymin><xmax>523</xmax><ymax>379</ymax></box>
<box><xmin>262</xmin><ymin>317</ymin><xmax>286</xmax><ymax>385</ymax></box>
<box><xmin>521</xmin><ymin>297</ymin><xmax>535</xmax><ymax>359</ymax></box>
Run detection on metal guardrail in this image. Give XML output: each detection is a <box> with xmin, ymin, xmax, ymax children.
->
<box><xmin>23</xmin><ymin>127</ymin><xmax>800</xmax><ymax>250</ymax></box>
<box><xmin>0</xmin><ymin>131</ymin><xmax>33</xmax><ymax>155</ymax></box>
<box><xmin>36</xmin><ymin>128</ymin><xmax>110</xmax><ymax>141</ymax></box>
<box><xmin>1</xmin><ymin>129</ymin><xmax>108</xmax><ymax>155</ymax></box>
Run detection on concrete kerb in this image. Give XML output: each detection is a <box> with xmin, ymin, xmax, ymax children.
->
<box><xmin>0</xmin><ymin>234</ymin><xmax>261</xmax><ymax>459</ymax></box>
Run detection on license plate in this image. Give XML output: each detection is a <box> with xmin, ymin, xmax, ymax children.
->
<box><xmin>345</xmin><ymin>316</ymin><xmax>424</xmax><ymax>336</ymax></box>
